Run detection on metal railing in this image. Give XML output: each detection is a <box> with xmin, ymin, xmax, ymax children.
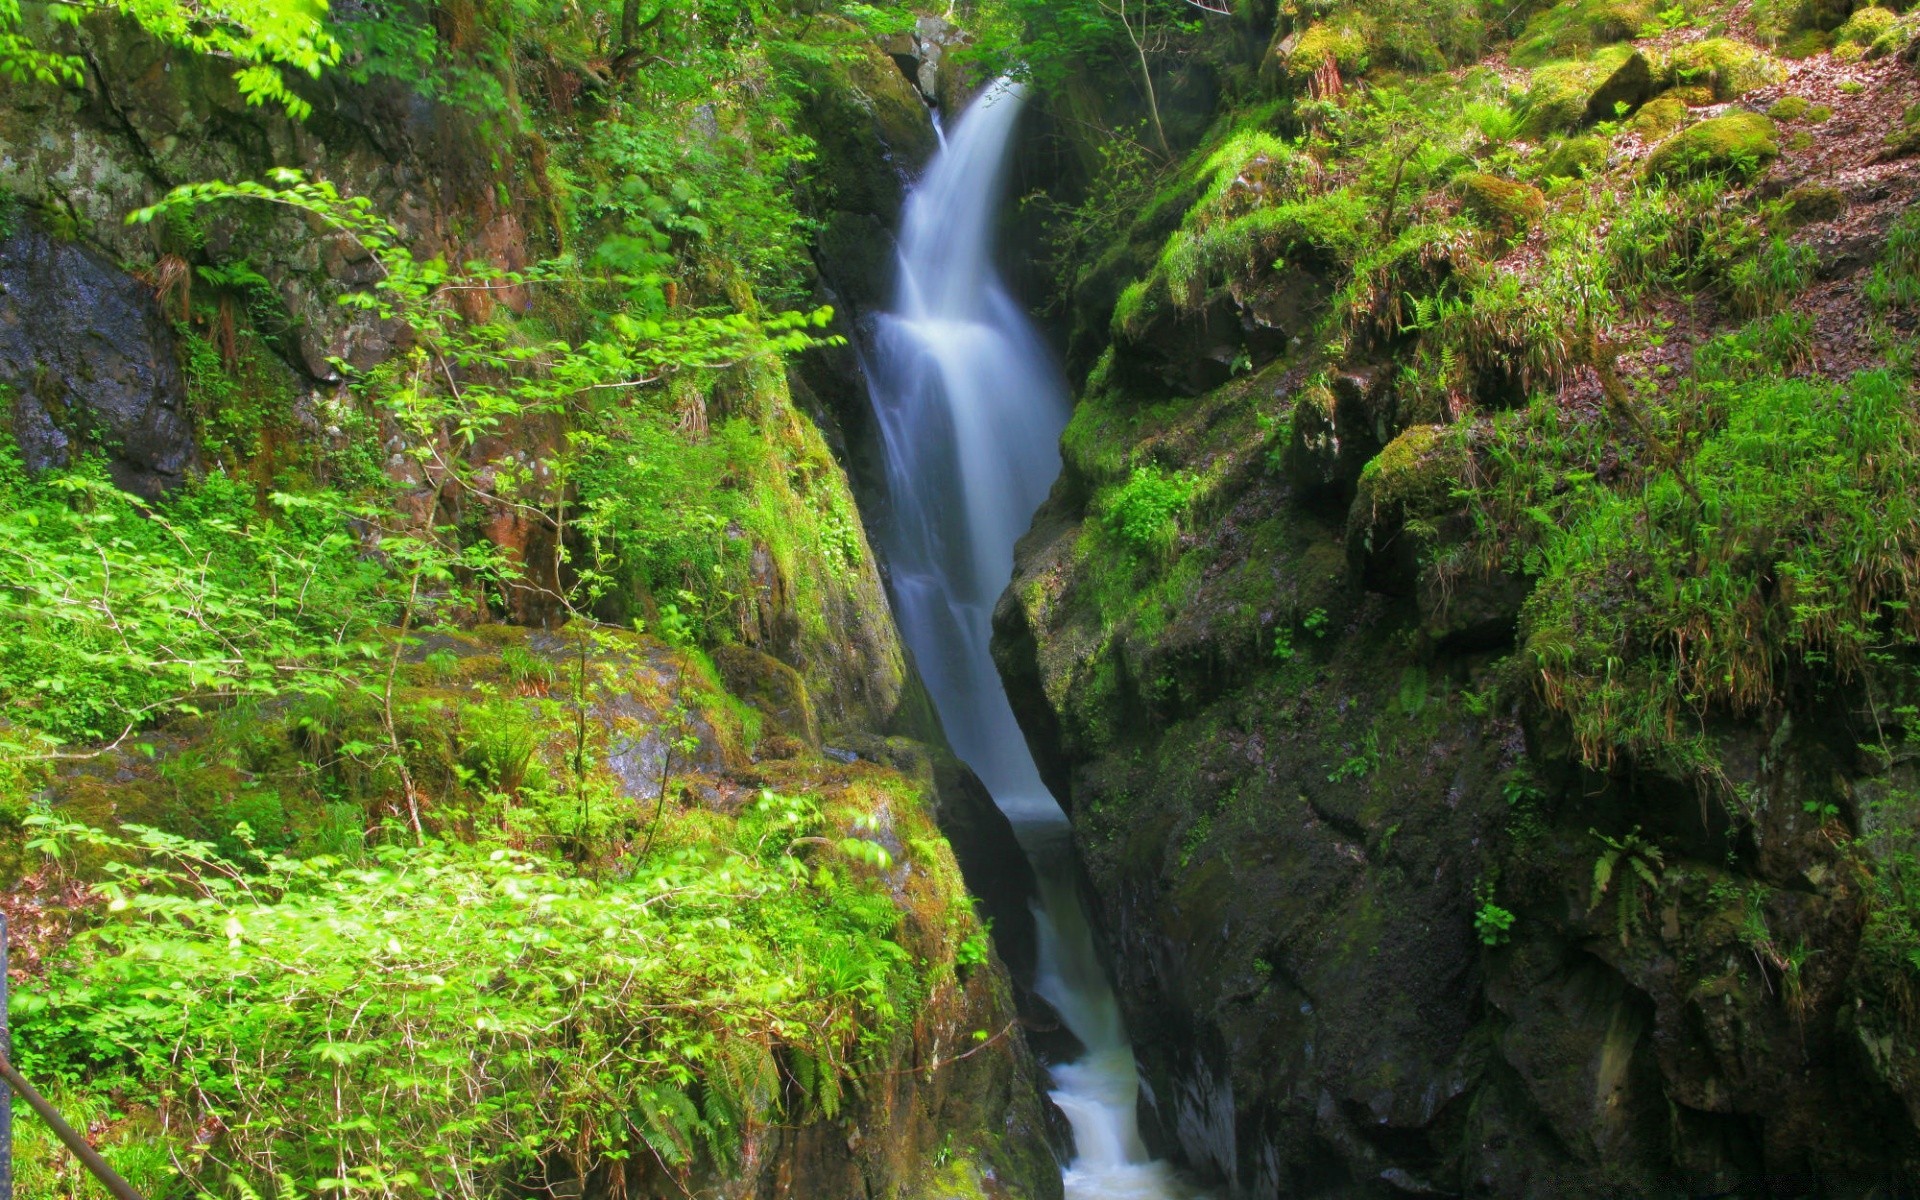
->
<box><xmin>0</xmin><ymin>913</ymin><xmax>147</xmax><ymax>1200</ymax></box>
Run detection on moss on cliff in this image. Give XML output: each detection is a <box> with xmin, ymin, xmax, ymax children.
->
<box><xmin>998</xmin><ymin>3</ymin><xmax>1920</xmax><ymax>1190</ymax></box>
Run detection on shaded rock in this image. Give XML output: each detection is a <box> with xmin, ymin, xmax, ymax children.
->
<box><xmin>1345</xmin><ymin>424</ymin><xmax>1466</xmax><ymax>596</ymax></box>
<box><xmin>1542</xmin><ymin>134</ymin><xmax>1610</xmax><ymax>180</ymax></box>
<box><xmin>1452</xmin><ymin>173</ymin><xmax>1546</xmax><ymax>243</ymax></box>
<box><xmin>715</xmin><ymin>644</ymin><xmax>823</xmax><ymax>751</ymax></box>
<box><xmin>0</xmin><ymin>221</ymin><xmax>198</xmax><ymax>495</ymax></box>
<box><xmin>1583</xmin><ymin>49</ymin><xmax>1653</xmax><ymax>122</ymax></box>
<box><xmin>1627</xmin><ymin>94</ymin><xmax>1688</xmax><ymax>139</ymax></box>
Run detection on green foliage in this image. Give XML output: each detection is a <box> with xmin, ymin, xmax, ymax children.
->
<box><xmin>15</xmin><ymin>793</ymin><xmax>924</xmax><ymax>1195</ymax></box>
<box><xmin>1103</xmin><ymin>465</ymin><xmax>1197</xmax><ymax>556</ymax></box>
<box><xmin>1474</xmin><ymin>899</ymin><xmax>1515</xmax><ymax>945</ymax></box>
<box><xmin>1509</xmin><ymin>0</ymin><xmax>1651</xmax><ymax>66</ymax></box>
<box><xmin>1727</xmin><ymin>234</ymin><xmax>1816</xmax><ymax>316</ymax></box>
<box><xmin>1867</xmin><ymin>207</ymin><xmax>1920</xmax><ymax>314</ymax></box>
<box><xmin>1520</xmin><ymin>369</ymin><xmax>1920</xmax><ymax>771</ymax></box>
<box><xmin>0</xmin><ymin>0</ymin><xmax>338</xmax><ymax>116</ymax></box>
<box><xmin>0</xmin><ymin>446</ymin><xmax>390</xmax><ymax>748</ymax></box>
<box><xmin>1588</xmin><ymin>826</ymin><xmax>1664</xmax><ymax>944</ymax></box>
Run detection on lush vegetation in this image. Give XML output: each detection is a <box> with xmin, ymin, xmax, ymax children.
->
<box><xmin>0</xmin><ymin>0</ymin><xmax>1026</xmax><ymax>1195</ymax></box>
<box><xmin>1001</xmin><ymin>0</ymin><xmax>1920</xmax><ymax>1107</ymax></box>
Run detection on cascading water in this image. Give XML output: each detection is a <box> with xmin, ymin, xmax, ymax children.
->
<box><xmin>864</xmin><ymin>80</ymin><xmax>1201</xmax><ymax>1200</ymax></box>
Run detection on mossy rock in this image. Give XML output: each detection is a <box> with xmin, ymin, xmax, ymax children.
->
<box><xmin>1781</xmin><ymin>183</ymin><xmax>1845</xmax><ymax>226</ymax></box>
<box><xmin>1644</xmin><ymin>111</ymin><xmax>1779</xmax><ymax>180</ymax></box>
<box><xmin>1280</xmin><ymin>18</ymin><xmax>1373</xmax><ymax>79</ymax></box>
<box><xmin>1660</xmin><ymin>38</ymin><xmax>1785</xmax><ymax>101</ymax></box>
<box><xmin>1518</xmin><ymin>47</ymin><xmax>1649</xmax><ymax>137</ymax></box>
<box><xmin>1768</xmin><ymin>95</ymin><xmax>1811</xmax><ymax>121</ymax></box>
<box><xmin>1454</xmin><ymin>173</ymin><xmax>1546</xmax><ymax>241</ymax></box>
<box><xmin>1346</xmin><ymin>424</ymin><xmax>1468</xmax><ymax>593</ymax></box>
<box><xmin>1836</xmin><ymin>5</ymin><xmax>1897</xmax><ymax>45</ymax></box>
<box><xmin>1510</xmin><ymin>0</ymin><xmax>1653</xmax><ymax>66</ymax></box>
<box><xmin>1779</xmin><ymin>28</ymin><xmax>1833</xmax><ymax>57</ymax></box>
<box><xmin>1542</xmin><ymin>134</ymin><xmax>1610</xmax><ymax>178</ymax></box>
<box><xmin>1628</xmin><ymin>93</ymin><xmax>1688</xmax><ymax>138</ymax></box>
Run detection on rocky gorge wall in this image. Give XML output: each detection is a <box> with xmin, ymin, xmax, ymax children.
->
<box><xmin>991</xmin><ymin>2</ymin><xmax>1920</xmax><ymax>1195</ymax></box>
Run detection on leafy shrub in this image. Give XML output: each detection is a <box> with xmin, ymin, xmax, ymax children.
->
<box><xmin>16</xmin><ymin>794</ymin><xmax>931</xmax><ymax>1195</ymax></box>
<box><xmin>0</xmin><ymin>446</ymin><xmax>390</xmax><ymax>747</ymax></box>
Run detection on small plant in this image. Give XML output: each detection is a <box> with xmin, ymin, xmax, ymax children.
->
<box><xmin>1475</xmin><ymin>900</ymin><xmax>1517</xmax><ymax>946</ymax></box>
<box><xmin>1590</xmin><ymin>827</ymin><xmax>1665</xmax><ymax>945</ymax></box>
<box><xmin>1328</xmin><ymin>727</ymin><xmax>1381</xmax><ymax>782</ymax></box>
<box><xmin>1103</xmin><ymin>465</ymin><xmax>1198</xmax><ymax>557</ymax></box>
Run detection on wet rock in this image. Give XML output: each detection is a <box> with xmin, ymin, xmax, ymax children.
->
<box><xmin>0</xmin><ymin>221</ymin><xmax>198</xmax><ymax>495</ymax></box>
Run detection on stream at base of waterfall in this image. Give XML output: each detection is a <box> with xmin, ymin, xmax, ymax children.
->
<box><xmin>861</xmin><ymin>79</ymin><xmax>1207</xmax><ymax>1200</ymax></box>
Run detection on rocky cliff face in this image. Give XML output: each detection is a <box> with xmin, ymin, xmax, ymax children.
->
<box><xmin>992</xmin><ymin>6</ymin><xmax>1920</xmax><ymax>1194</ymax></box>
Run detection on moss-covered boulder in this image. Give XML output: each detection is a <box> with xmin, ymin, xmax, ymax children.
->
<box><xmin>1510</xmin><ymin>0</ymin><xmax>1652</xmax><ymax>66</ymax></box>
<box><xmin>1628</xmin><ymin>93</ymin><xmax>1688</xmax><ymax>138</ymax></box>
<box><xmin>1277</xmin><ymin>17</ymin><xmax>1373</xmax><ymax>80</ymax></box>
<box><xmin>1836</xmin><ymin>5</ymin><xmax>1898</xmax><ymax>48</ymax></box>
<box><xmin>1518</xmin><ymin>48</ymin><xmax>1651</xmax><ymax>137</ymax></box>
<box><xmin>1768</xmin><ymin>94</ymin><xmax>1811</xmax><ymax>121</ymax></box>
<box><xmin>1347</xmin><ymin>424</ymin><xmax>1467</xmax><ymax>593</ymax></box>
<box><xmin>1660</xmin><ymin>37</ymin><xmax>1785</xmax><ymax>101</ymax></box>
<box><xmin>1453</xmin><ymin>172</ymin><xmax>1547</xmax><ymax>242</ymax></box>
<box><xmin>1887</xmin><ymin>105</ymin><xmax>1920</xmax><ymax>159</ymax></box>
<box><xmin>1542</xmin><ymin>134</ymin><xmax>1610</xmax><ymax>178</ymax></box>
<box><xmin>1782</xmin><ymin>183</ymin><xmax>1846</xmax><ymax>226</ymax></box>
<box><xmin>1645</xmin><ymin>111</ymin><xmax>1779</xmax><ymax>180</ymax></box>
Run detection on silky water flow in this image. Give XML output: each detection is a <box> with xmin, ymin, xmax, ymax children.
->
<box><xmin>863</xmin><ymin>80</ymin><xmax>1203</xmax><ymax>1200</ymax></box>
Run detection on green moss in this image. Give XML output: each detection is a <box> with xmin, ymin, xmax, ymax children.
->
<box><xmin>1628</xmin><ymin>94</ymin><xmax>1688</xmax><ymax>139</ymax></box>
<box><xmin>1778</xmin><ymin>184</ymin><xmax>1843</xmax><ymax>228</ymax></box>
<box><xmin>1644</xmin><ymin>112</ymin><xmax>1779</xmax><ymax>181</ymax></box>
<box><xmin>1510</xmin><ymin>0</ymin><xmax>1652</xmax><ymax>66</ymax></box>
<box><xmin>1806</xmin><ymin>102</ymin><xmax>1833</xmax><ymax>122</ymax></box>
<box><xmin>1517</xmin><ymin>47</ymin><xmax>1647</xmax><ymax>137</ymax></box>
<box><xmin>1541</xmin><ymin>134</ymin><xmax>1610</xmax><ymax>179</ymax></box>
<box><xmin>1353</xmin><ymin>425</ymin><xmax>1466</xmax><ymax>530</ymax></box>
<box><xmin>1660</xmin><ymin>38</ymin><xmax>1785</xmax><ymax>101</ymax></box>
<box><xmin>1778</xmin><ymin>27</ymin><xmax>1833</xmax><ymax>57</ymax></box>
<box><xmin>1836</xmin><ymin>5</ymin><xmax>1897</xmax><ymax>45</ymax></box>
<box><xmin>1767</xmin><ymin>95</ymin><xmax>1810</xmax><ymax>121</ymax></box>
<box><xmin>1453</xmin><ymin>172</ymin><xmax>1547</xmax><ymax>242</ymax></box>
<box><xmin>1284</xmin><ymin>18</ymin><xmax>1373</xmax><ymax>78</ymax></box>
<box><xmin>1519</xmin><ymin>369</ymin><xmax>1918</xmax><ymax>774</ymax></box>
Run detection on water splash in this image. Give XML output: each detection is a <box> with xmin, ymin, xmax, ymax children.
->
<box><xmin>863</xmin><ymin>79</ymin><xmax>1203</xmax><ymax>1200</ymax></box>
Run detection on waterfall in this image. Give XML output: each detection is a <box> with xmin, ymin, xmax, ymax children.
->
<box><xmin>864</xmin><ymin>80</ymin><xmax>1202</xmax><ymax>1200</ymax></box>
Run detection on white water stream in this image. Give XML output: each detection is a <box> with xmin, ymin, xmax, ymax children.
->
<box><xmin>864</xmin><ymin>81</ymin><xmax>1201</xmax><ymax>1200</ymax></box>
